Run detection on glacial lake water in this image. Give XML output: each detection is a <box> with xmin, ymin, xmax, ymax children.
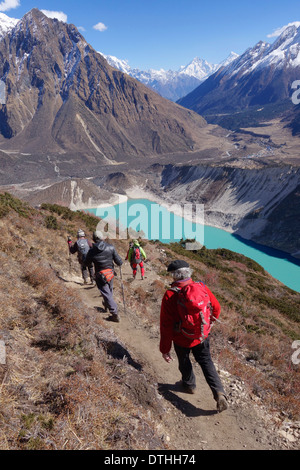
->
<box><xmin>86</xmin><ymin>198</ymin><xmax>300</xmax><ymax>293</ymax></box>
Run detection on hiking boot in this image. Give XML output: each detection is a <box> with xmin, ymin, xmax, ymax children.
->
<box><xmin>179</xmin><ymin>381</ymin><xmax>196</xmax><ymax>394</ymax></box>
<box><xmin>216</xmin><ymin>392</ymin><xmax>228</xmax><ymax>412</ymax></box>
<box><xmin>109</xmin><ymin>314</ymin><xmax>120</xmax><ymax>323</ymax></box>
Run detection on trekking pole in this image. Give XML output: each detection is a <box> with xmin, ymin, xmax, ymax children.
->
<box><xmin>67</xmin><ymin>236</ymin><xmax>72</xmax><ymax>274</ymax></box>
<box><xmin>212</xmin><ymin>316</ymin><xmax>222</xmax><ymax>323</ymax></box>
<box><xmin>119</xmin><ymin>265</ymin><xmax>127</xmax><ymax>315</ymax></box>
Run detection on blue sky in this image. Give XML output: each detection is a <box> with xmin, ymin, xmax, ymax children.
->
<box><xmin>1</xmin><ymin>0</ymin><xmax>300</xmax><ymax>70</ymax></box>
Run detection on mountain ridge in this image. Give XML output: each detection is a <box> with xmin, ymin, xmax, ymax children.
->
<box><xmin>101</xmin><ymin>52</ymin><xmax>239</xmax><ymax>102</ymax></box>
<box><xmin>178</xmin><ymin>24</ymin><xmax>300</xmax><ymax>129</ymax></box>
<box><xmin>0</xmin><ymin>10</ymin><xmax>238</xmax><ymax>102</ymax></box>
<box><xmin>0</xmin><ymin>8</ymin><xmax>208</xmax><ymax>171</ymax></box>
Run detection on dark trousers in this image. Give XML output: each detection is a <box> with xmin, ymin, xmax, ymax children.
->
<box><xmin>81</xmin><ymin>263</ymin><xmax>95</xmax><ymax>282</ymax></box>
<box><xmin>174</xmin><ymin>338</ymin><xmax>225</xmax><ymax>400</ymax></box>
<box><xmin>96</xmin><ymin>277</ymin><xmax>118</xmax><ymax>316</ymax></box>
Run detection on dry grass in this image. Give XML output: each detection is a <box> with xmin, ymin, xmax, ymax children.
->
<box><xmin>0</xmin><ymin>193</ymin><xmax>300</xmax><ymax>451</ymax></box>
<box><xmin>135</xmin><ymin>241</ymin><xmax>300</xmax><ymax>420</ymax></box>
<box><xmin>0</xmin><ymin>196</ymin><xmax>167</xmax><ymax>450</ymax></box>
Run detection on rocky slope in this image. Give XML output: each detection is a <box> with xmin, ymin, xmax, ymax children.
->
<box><xmin>0</xmin><ymin>9</ymin><xmax>207</xmax><ymax>172</ymax></box>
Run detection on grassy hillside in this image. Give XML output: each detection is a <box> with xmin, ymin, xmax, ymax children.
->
<box><xmin>0</xmin><ymin>193</ymin><xmax>299</xmax><ymax>450</ymax></box>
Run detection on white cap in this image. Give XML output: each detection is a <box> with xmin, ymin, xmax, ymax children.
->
<box><xmin>93</xmin><ymin>230</ymin><xmax>103</xmax><ymax>241</ymax></box>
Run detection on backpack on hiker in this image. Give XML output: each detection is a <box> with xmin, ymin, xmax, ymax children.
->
<box><xmin>171</xmin><ymin>281</ymin><xmax>213</xmax><ymax>342</ymax></box>
<box><xmin>76</xmin><ymin>238</ymin><xmax>90</xmax><ymax>263</ymax></box>
<box><xmin>131</xmin><ymin>246</ymin><xmax>142</xmax><ymax>264</ymax></box>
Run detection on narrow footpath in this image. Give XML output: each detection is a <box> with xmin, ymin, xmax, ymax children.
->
<box><xmin>69</xmin><ymin>262</ymin><xmax>283</xmax><ymax>451</ymax></box>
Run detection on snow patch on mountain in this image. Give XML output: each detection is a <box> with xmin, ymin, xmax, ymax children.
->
<box><xmin>221</xmin><ymin>24</ymin><xmax>300</xmax><ymax>80</ymax></box>
<box><xmin>0</xmin><ymin>12</ymin><xmax>18</xmax><ymax>38</ymax></box>
<box><xmin>178</xmin><ymin>57</ymin><xmax>218</xmax><ymax>79</ymax></box>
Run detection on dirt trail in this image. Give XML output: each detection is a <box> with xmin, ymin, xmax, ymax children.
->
<box><xmin>69</xmin><ymin>262</ymin><xmax>279</xmax><ymax>451</ymax></box>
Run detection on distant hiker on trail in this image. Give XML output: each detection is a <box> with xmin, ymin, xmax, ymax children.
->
<box><xmin>125</xmin><ymin>242</ymin><xmax>134</xmax><ymax>261</ymax></box>
<box><xmin>68</xmin><ymin>229</ymin><xmax>95</xmax><ymax>285</ymax></box>
<box><xmin>127</xmin><ymin>240</ymin><xmax>147</xmax><ymax>280</ymax></box>
<box><xmin>159</xmin><ymin>260</ymin><xmax>228</xmax><ymax>412</ymax></box>
<box><xmin>85</xmin><ymin>230</ymin><xmax>123</xmax><ymax>323</ymax></box>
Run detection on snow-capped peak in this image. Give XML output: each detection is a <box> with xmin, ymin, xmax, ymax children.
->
<box><xmin>218</xmin><ymin>51</ymin><xmax>240</xmax><ymax>68</ymax></box>
<box><xmin>0</xmin><ymin>12</ymin><xmax>19</xmax><ymax>39</ymax></box>
<box><xmin>100</xmin><ymin>53</ymin><xmax>132</xmax><ymax>75</ymax></box>
<box><xmin>178</xmin><ymin>57</ymin><xmax>219</xmax><ymax>80</ymax></box>
<box><xmin>99</xmin><ymin>50</ymin><xmax>239</xmax><ymax>100</ymax></box>
<box><xmin>101</xmin><ymin>52</ymin><xmax>239</xmax><ymax>83</ymax></box>
<box><xmin>221</xmin><ymin>23</ymin><xmax>300</xmax><ymax>79</ymax></box>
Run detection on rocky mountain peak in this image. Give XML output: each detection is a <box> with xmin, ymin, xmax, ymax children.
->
<box><xmin>0</xmin><ymin>9</ymin><xmax>207</xmax><ymax>176</ymax></box>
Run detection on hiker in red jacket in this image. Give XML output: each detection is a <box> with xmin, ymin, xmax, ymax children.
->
<box><xmin>160</xmin><ymin>259</ymin><xmax>228</xmax><ymax>412</ymax></box>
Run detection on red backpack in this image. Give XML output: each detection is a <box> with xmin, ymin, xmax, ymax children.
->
<box><xmin>132</xmin><ymin>246</ymin><xmax>141</xmax><ymax>264</ymax></box>
<box><xmin>171</xmin><ymin>281</ymin><xmax>213</xmax><ymax>342</ymax></box>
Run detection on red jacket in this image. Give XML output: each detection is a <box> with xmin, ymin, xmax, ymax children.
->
<box><xmin>159</xmin><ymin>278</ymin><xmax>221</xmax><ymax>354</ymax></box>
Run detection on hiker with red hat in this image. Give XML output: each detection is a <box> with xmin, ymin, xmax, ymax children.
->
<box><xmin>159</xmin><ymin>259</ymin><xmax>228</xmax><ymax>412</ymax></box>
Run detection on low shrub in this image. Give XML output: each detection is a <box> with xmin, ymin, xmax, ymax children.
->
<box><xmin>0</xmin><ymin>192</ymin><xmax>34</xmax><ymax>218</ymax></box>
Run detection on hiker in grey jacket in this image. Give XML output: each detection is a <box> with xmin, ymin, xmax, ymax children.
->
<box><xmin>68</xmin><ymin>229</ymin><xmax>95</xmax><ymax>285</ymax></box>
<box><xmin>85</xmin><ymin>230</ymin><xmax>123</xmax><ymax>323</ymax></box>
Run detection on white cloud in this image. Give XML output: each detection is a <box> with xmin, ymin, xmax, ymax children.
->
<box><xmin>267</xmin><ymin>21</ymin><xmax>300</xmax><ymax>38</ymax></box>
<box><xmin>78</xmin><ymin>26</ymin><xmax>86</xmax><ymax>32</ymax></box>
<box><xmin>93</xmin><ymin>22</ymin><xmax>107</xmax><ymax>32</ymax></box>
<box><xmin>41</xmin><ymin>10</ymin><xmax>68</xmax><ymax>23</ymax></box>
<box><xmin>0</xmin><ymin>0</ymin><xmax>20</xmax><ymax>12</ymax></box>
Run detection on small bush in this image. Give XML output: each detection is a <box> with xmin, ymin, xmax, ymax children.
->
<box><xmin>45</xmin><ymin>215</ymin><xmax>59</xmax><ymax>230</ymax></box>
<box><xmin>41</xmin><ymin>203</ymin><xmax>100</xmax><ymax>233</ymax></box>
<box><xmin>0</xmin><ymin>192</ymin><xmax>33</xmax><ymax>218</ymax></box>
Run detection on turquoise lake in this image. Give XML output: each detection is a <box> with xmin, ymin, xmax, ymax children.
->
<box><xmin>86</xmin><ymin>198</ymin><xmax>300</xmax><ymax>293</ymax></box>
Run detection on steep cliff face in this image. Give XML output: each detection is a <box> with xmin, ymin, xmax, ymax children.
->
<box><xmin>158</xmin><ymin>163</ymin><xmax>300</xmax><ymax>256</ymax></box>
